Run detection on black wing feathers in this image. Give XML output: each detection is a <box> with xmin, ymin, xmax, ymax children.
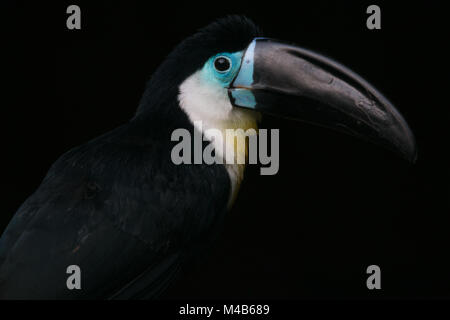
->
<box><xmin>0</xmin><ymin>117</ymin><xmax>230</xmax><ymax>299</ymax></box>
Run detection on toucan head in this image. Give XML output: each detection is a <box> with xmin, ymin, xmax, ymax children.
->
<box><xmin>137</xmin><ymin>15</ymin><xmax>417</xmax><ymax>163</ymax></box>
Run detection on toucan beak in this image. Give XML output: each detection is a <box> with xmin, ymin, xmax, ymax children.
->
<box><xmin>229</xmin><ymin>38</ymin><xmax>417</xmax><ymax>162</ymax></box>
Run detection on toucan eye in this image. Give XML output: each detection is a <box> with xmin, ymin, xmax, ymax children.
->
<box><xmin>213</xmin><ymin>56</ymin><xmax>231</xmax><ymax>73</ymax></box>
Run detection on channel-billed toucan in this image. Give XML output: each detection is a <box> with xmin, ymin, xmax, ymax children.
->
<box><xmin>0</xmin><ymin>16</ymin><xmax>416</xmax><ymax>299</ymax></box>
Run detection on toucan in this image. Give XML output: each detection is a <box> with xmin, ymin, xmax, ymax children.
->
<box><xmin>0</xmin><ymin>16</ymin><xmax>416</xmax><ymax>299</ymax></box>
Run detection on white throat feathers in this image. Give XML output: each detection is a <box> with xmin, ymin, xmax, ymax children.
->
<box><xmin>178</xmin><ymin>70</ymin><xmax>260</xmax><ymax>207</ymax></box>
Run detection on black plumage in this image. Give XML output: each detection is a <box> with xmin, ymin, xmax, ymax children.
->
<box><xmin>0</xmin><ymin>16</ymin><xmax>261</xmax><ymax>299</ymax></box>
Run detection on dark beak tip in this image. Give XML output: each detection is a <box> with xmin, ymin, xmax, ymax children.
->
<box><xmin>400</xmin><ymin>148</ymin><xmax>417</xmax><ymax>164</ymax></box>
<box><xmin>398</xmin><ymin>134</ymin><xmax>418</xmax><ymax>164</ymax></box>
<box><xmin>407</xmin><ymin>145</ymin><xmax>418</xmax><ymax>164</ymax></box>
<box><xmin>401</xmin><ymin>125</ymin><xmax>418</xmax><ymax>164</ymax></box>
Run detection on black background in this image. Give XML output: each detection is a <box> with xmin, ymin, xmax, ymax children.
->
<box><xmin>1</xmin><ymin>0</ymin><xmax>449</xmax><ymax>300</ymax></box>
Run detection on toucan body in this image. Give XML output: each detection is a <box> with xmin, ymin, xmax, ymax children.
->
<box><xmin>0</xmin><ymin>16</ymin><xmax>416</xmax><ymax>299</ymax></box>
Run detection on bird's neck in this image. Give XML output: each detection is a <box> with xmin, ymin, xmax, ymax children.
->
<box><xmin>190</xmin><ymin>109</ymin><xmax>259</xmax><ymax>208</ymax></box>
